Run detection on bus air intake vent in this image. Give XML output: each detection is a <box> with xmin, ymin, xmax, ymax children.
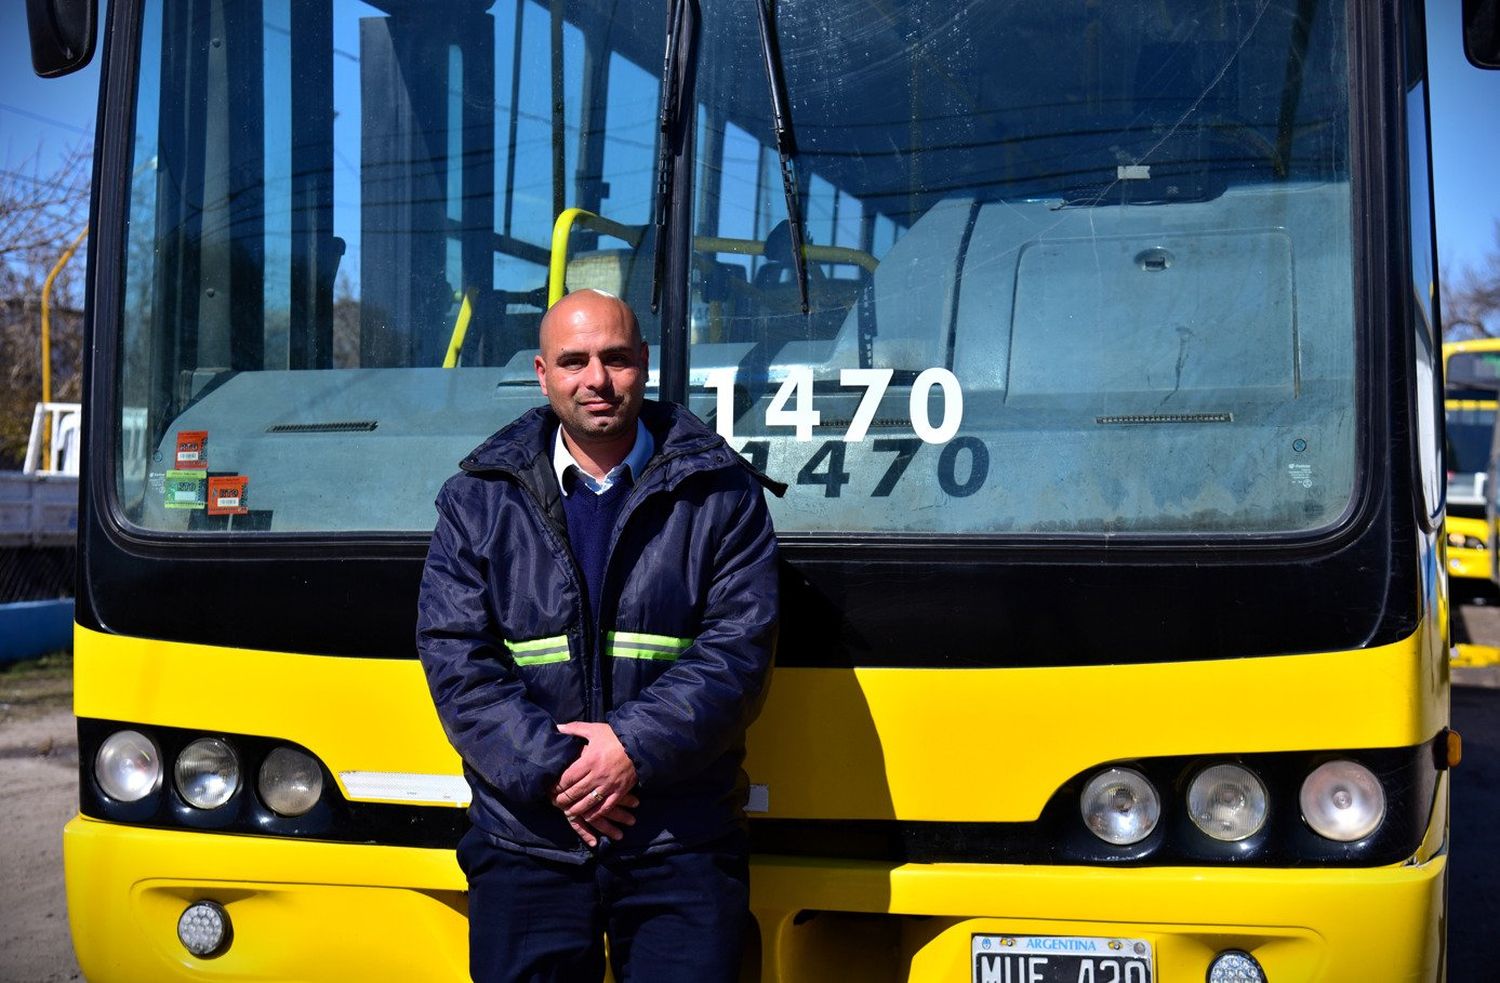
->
<box><xmin>265</xmin><ymin>421</ymin><xmax>379</xmax><ymax>434</ymax></box>
<box><xmin>819</xmin><ymin>417</ymin><xmax>909</xmax><ymax>431</ymax></box>
<box><xmin>1095</xmin><ymin>413</ymin><xmax>1232</xmax><ymax>426</ymax></box>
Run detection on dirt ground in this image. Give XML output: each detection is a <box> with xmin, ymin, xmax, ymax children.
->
<box><xmin>0</xmin><ymin>656</ymin><xmax>81</xmax><ymax>983</ymax></box>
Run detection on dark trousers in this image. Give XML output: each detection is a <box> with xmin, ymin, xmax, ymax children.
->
<box><xmin>458</xmin><ymin>827</ymin><xmax>750</xmax><ymax>983</ymax></box>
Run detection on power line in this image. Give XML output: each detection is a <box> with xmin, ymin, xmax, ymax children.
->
<box><xmin>0</xmin><ymin>102</ymin><xmax>94</xmax><ymax>138</ymax></box>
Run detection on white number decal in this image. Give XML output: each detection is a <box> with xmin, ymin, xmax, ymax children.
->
<box><xmin>909</xmin><ymin>367</ymin><xmax>963</xmax><ymax>444</ymax></box>
<box><xmin>839</xmin><ymin>368</ymin><xmax>894</xmax><ymax>443</ymax></box>
<box><xmin>703</xmin><ymin>369</ymin><xmax>738</xmax><ymax>441</ymax></box>
<box><xmin>704</xmin><ymin>364</ymin><xmax>964</xmax><ymax>447</ymax></box>
<box><xmin>765</xmin><ymin>367</ymin><xmax>821</xmax><ymax>441</ymax></box>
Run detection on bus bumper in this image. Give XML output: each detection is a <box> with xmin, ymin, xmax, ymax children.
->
<box><xmin>64</xmin><ymin>816</ymin><xmax>471</xmax><ymax>981</ymax></box>
<box><xmin>749</xmin><ymin>851</ymin><xmax>1446</xmax><ymax>982</ymax></box>
<box><xmin>66</xmin><ymin>816</ymin><xmax>1445</xmax><ymax>982</ymax></box>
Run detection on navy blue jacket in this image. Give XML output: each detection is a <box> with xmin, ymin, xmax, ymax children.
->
<box><xmin>416</xmin><ymin>400</ymin><xmax>780</xmax><ymax>861</ymax></box>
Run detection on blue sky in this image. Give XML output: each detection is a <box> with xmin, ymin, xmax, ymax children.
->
<box><xmin>0</xmin><ymin>9</ymin><xmax>100</xmax><ymax>184</ymax></box>
<box><xmin>3</xmin><ymin>0</ymin><xmax>1499</xmax><ymax>283</ymax></box>
<box><xmin>1426</xmin><ymin>0</ymin><xmax>1500</xmax><ymax>277</ymax></box>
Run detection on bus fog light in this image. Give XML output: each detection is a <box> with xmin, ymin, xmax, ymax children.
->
<box><xmin>1207</xmin><ymin>949</ymin><xmax>1265</xmax><ymax>983</ymax></box>
<box><xmin>258</xmin><ymin>747</ymin><xmax>323</xmax><ymax>816</ymax></box>
<box><xmin>177</xmin><ymin>900</ymin><xmax>231</xmax><ymax>958</ymax></box>
<box><xmin>1187</xmin><ymin>764</ymin><xmax>1268</xmax><ymax>841</ymax></box>
<box><xmin>95</xmin><ymin>730</ymin><xmax>162</xmax><ymax>802</ymax></box>
<box><xmin>175</xmin><ymin>738</ymin><xmax>240</xmax><ymax>809</ymax></box>
<box><xmin>1080</xmin><ymin>768</ymin><xmax>1160</xmax><ymax>845</ymax></box>
<box><xmin>1300</xmin><ymin>760</ymin><xmax>1384</xmax><ymax>841</ymax></box>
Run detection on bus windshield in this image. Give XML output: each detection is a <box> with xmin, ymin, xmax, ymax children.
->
<box><xmin>1447</xmin><ymin>349</ymin><xmax>1500</xmax><ymax>400</ymax></box>
<box><xmin>114</xmin><ymin>0</ymin><xmax>1356</xmax><ymax>537</ymax></box>
<box><xmin>1446</xmin><ymin>408</ymin><xmax>1495</xmax><ymax>477</ymax></box>
<box><xmin>686</xmin><ymin>0</ymin><xmax>1356</xmax><ymax>535</ymax></box>
<box><xmin>117</xmin><ymin>0</ymin><xmax>666</xmax><ymax>532</ymax></box>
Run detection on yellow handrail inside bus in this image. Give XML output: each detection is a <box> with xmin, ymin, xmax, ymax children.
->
<box><xmin>549</xmin><ymin>208</ymin><xmax>647</xmax><ymax>307</ymax></box>
<box><xmin>547</xmin><ymin>208</ymin><xmax>881</xmax><ymax>309</ymax></box>
<box><xmin>692</xmin><ymin>235</ymin><xmax>879</xmax><ymax>274</ymax></box>
<box><xmin>441</xmin><ymin>292</ymin><xmax>474</xmax><ymax>368</ymax></box>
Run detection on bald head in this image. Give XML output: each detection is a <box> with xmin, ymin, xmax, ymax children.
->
<box><xmin>534</xmin><ymin>289</ymin><xmax>649</xmax><ymax>466</ymax></box>
<box><xmin>539</xmin><ymin>289</ymin><xmax>641</xmax><ymax>352</ymax></box>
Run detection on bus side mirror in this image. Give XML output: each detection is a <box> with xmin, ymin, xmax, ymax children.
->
<box><xmin>1465</xmin><ymin>0</ymin><xmax>1500</xmax><ymax>69</ymax></box>
<box><xmin>25</xmin><ymin>0</ymin><xmax>97</xmax><ymax>78</ymax></box>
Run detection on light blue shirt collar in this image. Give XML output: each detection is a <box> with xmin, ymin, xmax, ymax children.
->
<box><xmin>553</xmin><ymin>419</ymin><xmax>653</xmax><ymax>496</ymax></box>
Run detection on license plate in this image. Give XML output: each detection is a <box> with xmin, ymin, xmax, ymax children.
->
<box><xmin>971</xmin><ymin>935</ymin><xmax>1153</xmax><ymax>983</ymax></box>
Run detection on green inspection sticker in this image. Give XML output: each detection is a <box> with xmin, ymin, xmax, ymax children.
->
<box><xmin>163</xmin><ymin>469</ymin><xmax>206</xmax><ymax>509</ymax></box>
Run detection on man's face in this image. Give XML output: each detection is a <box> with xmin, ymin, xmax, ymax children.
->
<box><xmin>535</xmin><ymin>293</ymin><xmax>648</xmax><ymax>446</ymax></box>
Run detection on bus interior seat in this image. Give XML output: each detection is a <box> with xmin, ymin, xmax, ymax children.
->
<box><xmin>566</xmin><ymin>249</ymin><xmax>633</xmax><ymax>296</ymax></box>
<box><xmin>562</xmin><ymin>226</ymin><xmax>662</xmax><ymax>346</ymax></box>
<box><xmin>727</xmin><ymin>221</ymin><xmax>861</xmax><ymax>366</ymax></box>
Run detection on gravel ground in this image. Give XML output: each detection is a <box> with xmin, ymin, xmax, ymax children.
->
<box><xmin>0</xmin><ymin>658</ymin><xmax>81</xmax><ymax>983</ymax></box>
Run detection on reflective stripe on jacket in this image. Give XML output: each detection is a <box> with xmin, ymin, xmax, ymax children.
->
<box><xmin>416</xmin><ymin>400</ymin><xmax>780</xmax><ymax>861</ymax></box>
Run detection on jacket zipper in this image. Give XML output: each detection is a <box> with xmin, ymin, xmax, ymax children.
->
<box><xmin>481</xmin><ymin>465</ymin><xmax>600</xmax><ymax>722</ymax></box>
<box><xmin>592</xmin><ymin>443</ymin><xmax>735</xmax><ymax>712</ymax></box>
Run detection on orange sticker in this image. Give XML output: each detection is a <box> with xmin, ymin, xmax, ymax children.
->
<box><xmin>175</xmin><ymin>430</ymin><xmax>208</xmax><ymax>469</ymax></box>
<box><xmin>206</xmin><ymin>475</ymin><xmax>248</xmax><ymax>515</ymax></box>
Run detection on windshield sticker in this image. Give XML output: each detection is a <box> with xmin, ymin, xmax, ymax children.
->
<box><xmin>1287</xmin><ymin>463</ymin><xmax>1314</xmax><ymax>489</ymax></box>
<box><xmin>207</xmin><ymin>475</ymin><xmax>249</xmax><ymax>516</ymax></box>
<box><xmin>174</xmin><ymin>430</ymin><xmax>208</xmax><ymax>469</ymax></box>
<box><xmin>163</xmin><ymin>470</ymin><xmax>206</xmax><ymax>510</ymax></box>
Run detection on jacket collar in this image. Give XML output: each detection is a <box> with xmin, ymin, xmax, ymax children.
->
<box><xmin>552</xmin><ymin>419</ymin><xmax>653</xmax><ymax>496</ymax></box>
<box><xmin>461</xmin><ymin>400</ymin><xmax>718</xmax><ymax>476</ymax></box>
<box><xmin>460</xmin><ymin>399</ymin><xmax>787</xmax><ymax>498</ymax></box>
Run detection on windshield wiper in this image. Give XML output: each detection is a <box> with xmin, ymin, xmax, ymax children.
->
<box><xmin>753</xmin><ymin>0</ymin><xmax>809</xmax><ymax>314</ymax></box>
<box><xmin>651</xmin><ymin>0</ymin><xmax>693</xmax><ymax>313</ymax></box>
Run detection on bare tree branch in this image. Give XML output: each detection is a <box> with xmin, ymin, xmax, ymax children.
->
<box><xmin>1442</xmin><ymin>224</ymin><xmax>1500</xmax><ymax>341</ymax></box>
<box><xmin>0</xmin><ymin>142</ymin><xmax>92</xmax><ymax>468</ymax></box>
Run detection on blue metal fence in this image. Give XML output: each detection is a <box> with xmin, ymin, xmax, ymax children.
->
<box><xmin>0</xmin><ymin>599</ymin><xmax>73</xmax><ymax>663</ymax></box>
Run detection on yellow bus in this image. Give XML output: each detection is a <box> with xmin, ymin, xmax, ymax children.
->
<box><xmin>31</xmin><ymin>0</ymin><xmax>1472</xmax><ymax>979</ymax></box>
<box><xmin>1442</xmin><ymin>339</ymin><xmax>1500</xmax><ymax>584</ymax></box>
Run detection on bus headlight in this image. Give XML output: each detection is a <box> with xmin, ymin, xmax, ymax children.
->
<box><xmin>258</xmin><ymin>747</ymin><xmax>323</xmax><ymax>816</ymax></box>
<box><xmin>1080</xmin><ymin>767</ymin><xmax>1160</xmax><ymax>845</ymax></box>
<box><xmin>1187</xmin><ymin>764</ymin><xmax>1268</xmax><ymax>841</ymax></box>
<box><xmin>1300</xmin><ymin>760</ymin><xmax>1384</xmax><ymax>841</ymax></box>
<box><xmin>175</xmin><ymin>738</ymin><xmax>240</xmax><ymax>809</ymax></box>
<box><xmin>95</xmin><ymin>730</ymin><xmax>162</xmax><ymax>802</ymax></box>
<box><xmin>1448</xmin><ymin>532</ymin><xmax>1485</xmax><ymax>550</ymax></box>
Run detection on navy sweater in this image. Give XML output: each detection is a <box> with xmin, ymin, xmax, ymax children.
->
<box><xmin>562</xmin><ymin>475</ymin><xmax>632</xmax><ymax>625</ymax></box>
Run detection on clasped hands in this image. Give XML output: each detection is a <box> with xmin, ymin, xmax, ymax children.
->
<box><xmin>549</xmin><ymin>721</ymin><xmax>638</xmax><ymax>847</ymax></box>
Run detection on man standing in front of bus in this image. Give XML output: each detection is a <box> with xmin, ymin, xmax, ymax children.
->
<box><xmin>416</xmin><ymin>288</ymin><xmax>780</xmax><ymax>983</ymax></box>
